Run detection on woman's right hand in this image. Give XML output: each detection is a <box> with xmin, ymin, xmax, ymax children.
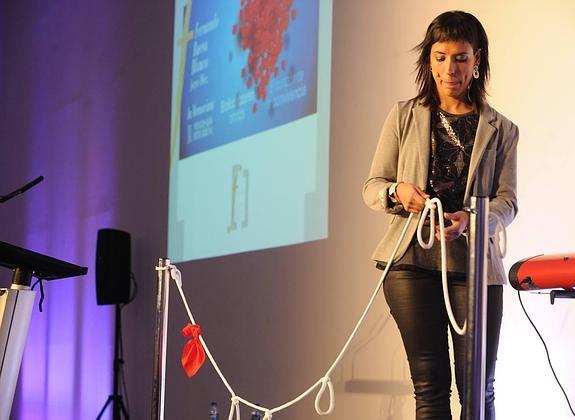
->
<box><xmin>395</xmin><ymin>183</ymin><xmax>429</xmax><ymax>213</ymax></box>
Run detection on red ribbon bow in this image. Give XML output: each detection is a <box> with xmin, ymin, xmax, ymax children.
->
<box><xmin>181</xmin><ymin>323</ymin><xmax>206</xmax><ymax>378</ymax></box>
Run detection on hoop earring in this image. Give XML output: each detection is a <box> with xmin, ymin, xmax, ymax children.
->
<box><xmin>473</xmin><ymin>65</ymin><xmax>480</xmax><ymax>79</ymax></box>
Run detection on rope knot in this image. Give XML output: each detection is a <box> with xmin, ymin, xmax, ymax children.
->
<box><xmin>314</xmin><ymin>376</ymin><xmax>334</xmax><ymax>415</ymax></box>
<box><xmin>228</xmin><ymin>397</ymin><xmax>241</xmax><ymax>420</ymax></box>
<box><xmin>170</xmin><ymin>265</ymin><xmax>182</xmax><ymax>287</ymax></box>
<box><xmin>262</xmin><ymin>411</ymin><xmax>273</xmax><ymax>420</ymax></box>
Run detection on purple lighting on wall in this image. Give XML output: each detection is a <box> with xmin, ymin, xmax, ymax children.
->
<box><xmin>1</xmin><ymin>1</ymin><xmax>128</xmax><ymax>419</ymax></box>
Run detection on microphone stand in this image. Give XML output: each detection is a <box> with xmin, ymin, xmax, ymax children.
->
<box><xmin>0</xmin><ymin>176</ymin><xmax>44</xmax><ymax>203</ymax></box>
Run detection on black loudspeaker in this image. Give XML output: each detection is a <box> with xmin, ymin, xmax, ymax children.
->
<box><xmin>96</xmin><ymin>229</ymin><xmax>131</xmax><ymax>305</ymax></box>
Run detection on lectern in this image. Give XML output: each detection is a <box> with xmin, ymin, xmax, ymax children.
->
<box><xmin>0</xmin><ymin>240</ymin><xmax>87</xmax><ymax>420</ymax></box>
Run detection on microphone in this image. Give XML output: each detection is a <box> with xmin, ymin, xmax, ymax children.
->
<box><xmin>0</xmin><ymin>176</ymin><xmax>44</xmax><ymax>203</ymax></box>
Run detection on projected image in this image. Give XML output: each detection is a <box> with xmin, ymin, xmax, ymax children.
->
<box><xmin>180</xmin><ymin>0</ymin><xmax>319</xmax><ymax>158</ymax></box>
<box><xmin>169</xmin><ymin>0</ymin><xmax>332</xmax><ymax>262</ymax></box>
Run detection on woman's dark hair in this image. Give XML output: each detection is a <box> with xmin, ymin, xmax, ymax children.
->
<box><xmin>414</xmin><ymin>11</ymin><xmax>490</xmax><ymax>110</ymax></box>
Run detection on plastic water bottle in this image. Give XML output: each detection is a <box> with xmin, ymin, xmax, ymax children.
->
<box><xmin>251</xmin><ymin>404</ymin><xmax>262</xmax><ymax>420</ymax></box>
<box><xmin>209</xmin><ymin>402</ymin><xmax>219</xmax><ymax>420</ymax></box>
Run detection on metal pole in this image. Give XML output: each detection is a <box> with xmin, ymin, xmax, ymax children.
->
<box><xmin>151</xmin><ymin>258</ymin><xmax>171</xmax><ymax>420</ymax></box>
<box><xmin>464</xmin><ymin>196</ymin><xmax>489</xmax><ymax>420</ymax></box>
<box><xmin>0</xmin><ymin>287</ymin><xmax>36</xmax><ymax>420</ymax></box>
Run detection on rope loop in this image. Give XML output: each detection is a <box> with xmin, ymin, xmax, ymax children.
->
<box><xmin>416</xmin><ymin>198</ymin><xmax>467</xmax><ymax>336</ymax></box>
<box><xmin>417</xmin><ymin>199</ymin><xmax>437</xmax><ymax>249</ymax></box>
<box><xmin>314</xmin><ymin>376</ymin><xmax>335</xmax><ymax>416</ymax></box>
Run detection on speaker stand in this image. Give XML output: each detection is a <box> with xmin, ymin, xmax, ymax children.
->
<box><xmin>97</xmin><ymin>304</ymin><xmax>129</xmax><ymax>420</ymax></box>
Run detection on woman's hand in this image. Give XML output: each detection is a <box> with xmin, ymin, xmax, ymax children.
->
<box><xmin>395</xmin><ymin>183</ymin><xmax>430</xmax><ymax>213</ymax></box>
<box><xmin>435</xmin><ymin>211</ymin><xmax>469</xmax><ymax>241</ymax></box>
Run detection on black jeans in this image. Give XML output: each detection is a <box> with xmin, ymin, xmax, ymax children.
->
<box><xmin>383</xmin><ymin>270</ymin><xmax>503</xmax><ymax>420</ymax></box>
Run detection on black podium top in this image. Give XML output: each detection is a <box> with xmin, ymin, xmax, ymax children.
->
<box><xmin>0</xmin><ymin>240</ymin><xmax>88</xmax><ymax>281</ymax></box>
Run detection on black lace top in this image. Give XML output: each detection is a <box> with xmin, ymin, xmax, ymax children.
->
<box><xmin>427</xmin><ymin>109</ymin><xmax>478</xmax><ymax>213</ymax></box>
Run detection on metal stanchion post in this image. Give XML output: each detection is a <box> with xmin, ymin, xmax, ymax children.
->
<box><xmin>151</xmin><ymin>258</ymin><xmax>171</xmax><ymax>420</ymax></box>
<box><xmin>464</xmin><ymin>196</ymin><xmax>489</xmax><ymax>420</ymax></box>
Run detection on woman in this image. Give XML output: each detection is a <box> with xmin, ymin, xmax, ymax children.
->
<box><xmin>362</xmin><ymin>11</ymin><xmax>518</xmax><ymax>420</ymax></box>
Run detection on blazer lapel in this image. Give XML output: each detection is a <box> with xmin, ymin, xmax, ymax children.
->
<box><xmin>412</xmin><ymin>103</ymin><xmax>431</xmax><ymax>188</ymax></box>
<box><xmin>465</xmin><ymin>103</ymin><xmax>496</xmax><ymax>199</ymax></box>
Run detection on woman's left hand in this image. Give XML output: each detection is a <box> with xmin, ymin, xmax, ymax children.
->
<box><xmin>435</xmin><ymin>211</ymin><xmax>469</xmax><ymax>241</ymax></box>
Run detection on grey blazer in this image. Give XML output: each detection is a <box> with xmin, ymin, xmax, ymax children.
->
<box><xmin>363</xmin><ymin>99</ymin><xmax>519</xmax><ymax>285</ymax></box>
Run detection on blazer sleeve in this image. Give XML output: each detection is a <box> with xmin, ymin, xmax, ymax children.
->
<box><xmin>362</xmin><ymin>103</ymin><xmax>404</xmax><ymax>214</ymax></box>
<box><xmin>488</xmin><ymin>120</ymin><xmax>519</xmax><ymax>236</ymax></box>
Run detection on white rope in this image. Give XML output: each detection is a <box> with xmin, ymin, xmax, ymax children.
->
<box><xmin>227</xmin><ymin>397</ymin><xmax>241</xmax><ymax>420</ymax></box>
<box><xmin>494</xmin><ymin>219</ymin><xmax>507</xmax><ymax>259</ymax></box>
<box><xmin>157</xmin><ymin>197</ymin><xmax>507</xmax><ymax>416</ymax></box>
<box><xmin>157</xmin><ymin>211</ymin><xmax>415</xmax><ymax>418</ymax></box>
<box><xmin>158</xmin><ymin>264</ymin><xmax>238</xmax><ymax>398</ymax></box>
<box><xmin>314</xmin><ymin>376</ymin><xmax>334</xmax><ymax>415</ymax></box>
<box><xmin>417</xmin><ymin>198</ymin><xmax>466</xmax><ymax>336</ymax></box>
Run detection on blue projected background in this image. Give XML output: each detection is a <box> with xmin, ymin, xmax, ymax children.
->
<box><xmin>179</xmin><ymin>1</ymin><xmax>319</xmax><ymax>158</ymax></box>
<box><xmin>169</xmin><ymin>0</ymin><xmax>332</xmax><ymax>262</ymax></box>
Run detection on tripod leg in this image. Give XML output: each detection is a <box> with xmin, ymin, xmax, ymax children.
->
<box><xmin>119</xmin><ymin>397</ymin><xmax>130</xmax><ymax>419</ymax></box>
<box><xmin>97</xmin><ymin>305</ymin><xmax>130</xmax><ymax>419</ymax></box>
<box><xmin>96</xmin><ymin>396</ymin><xmax>114</xmax><ymax>420</ymax></box>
